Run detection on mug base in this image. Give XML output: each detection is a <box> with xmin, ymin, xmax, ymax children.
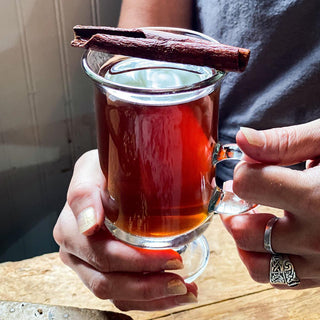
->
<box><xmin>174</xmin><ymin>235</ymin><xmax>210</xmax><ymax>283</ymax></box>
<box><xmin>104</xmin><ymin>216</ymin><xmax>212</xmax><ymax>249</ymax></box>
<box><xmin>104</xmin><ymin>218</ymin><xmax>211</xmax><ymax>282</ymax></box>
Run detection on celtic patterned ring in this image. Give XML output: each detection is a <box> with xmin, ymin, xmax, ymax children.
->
<box><xmin>270</xmin><ymin>254</ymin><xmax>300</xmax><ymax>287</ymax></box>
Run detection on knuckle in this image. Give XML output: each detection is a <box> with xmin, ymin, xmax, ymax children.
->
<box><xmin>52</xmin><ymin>204</ymin><xmax>69</xmax><ymax>247</ymax></box>
<box><xmin>67</xmin><ymin>182</ymin><xmax>93</xmax><ymax>209</ymax></box>
<box><xmin>232</xmin><ymin>230</ymin><xmax>251</xmax><ymax>251</ymax></box>
<box><xmin>305</xmin><ymin>181</ymin><xmax>320</xmax><ymax>214</ymax></box>
<box><xmin>74</xmin><ymin>150</ymin><xmax>98</xmax><ymax>169</ymax></box>
<box><xmin>52</xmin><ymin>222</ymin><xmax>62</xmax><ymax>246</ymax></box>
<box><xmin>233</xmin><ymin>162</ymin><xmax>251</xmax><ymax>199</ymax></box>
<box><xmin>140</xmin><ymin>282</ymin><xmax>154</xmax><ymax>301</ymax></box>
<box><xmin>86</xmin><ymin>250</ymin><xmax>111</xmax><ymax>273</ymax></box>
<box><xmin>270</xmin><ymin>127</ymin><xmax>297</xmax><ymax>162</ymax></box>
<box><xmin>88</xmin><ymin>274</ymin><xmax>111</xmax><ymax>300</ymax></box>
<box><xmin>58</xmin><ymin>250</ymin><xmax>71</xmax><ymax>267</ymax></box>
<box><xmin>246</xmin><ymin>262</ymin><xmax>266</xmax><ymax>283</ymax></box>
<box><xmin>112</xmin><ymin>300</ymin><xmax>131</xmax><ymax>312</ymax></box>
<box><xmin>53</xmin><ymin>226</ymin><xmax>70</xmax><ymax>252</ymax></box>
<box><xmin>67</xmin><ymin>151</ymin><xmax>100</xmax><ymax>210</ymax></box>
<box><xmin>304</xmin><ymin>235</ymin><xmax>320</xmax><ymax>254</ymax></box>
<box><xmin>239</xmin><ymin>250</ymin><xmax>268</xmax><ymax>284</ymax></box>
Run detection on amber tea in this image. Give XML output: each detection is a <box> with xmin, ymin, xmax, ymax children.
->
<box><xmin>96</xmin><ymin>57</ymin><xmax>220</xmax><ymax>238</ymax></box>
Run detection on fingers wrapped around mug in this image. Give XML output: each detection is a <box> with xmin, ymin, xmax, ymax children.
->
<box><xmin>54</xmin><ymin>202</ymin><xmax>198</xmax><ymax>311</ymax></box>
<box><xmin>59</xmin><ymin>249</ymin><xmax>198</xmax><ymax>311</ymax></box>
<box><xmin>53</xmin><ymin>150</ymin><xmax>198</xmax><ymax>311</ymax></box>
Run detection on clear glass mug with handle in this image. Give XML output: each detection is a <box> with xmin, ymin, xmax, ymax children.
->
<box><xmin>82</xmin><ymin>27</ymin><xmax>255</xmax><ymax>282</ymax></box>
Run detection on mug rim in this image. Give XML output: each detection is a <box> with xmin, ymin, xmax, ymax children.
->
<box><xmin>81</xmin><ymin>27</ymin><xmax>226</xmax><ymax>95</ymax></box>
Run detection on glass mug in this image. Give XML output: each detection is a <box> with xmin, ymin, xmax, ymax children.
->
<box><xmin>82</xmin><ymin>27</ymin><xmax>255</xmax><ymax>282</ymax></box>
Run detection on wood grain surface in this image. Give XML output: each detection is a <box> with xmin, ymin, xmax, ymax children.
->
<box><xmin>1</xmin><ymin>207</ymin><xmax>319</xmax><ymax>319</ymax></box>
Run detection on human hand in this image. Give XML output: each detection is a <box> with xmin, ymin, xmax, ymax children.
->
<box><xmin>221</xmin><ymin>119</ymin><xmax>320</xmax><ymax>289</ymax></box>
<box><xmin>53</xmin><ymin>150</ymin><xmax>197</xmax><ymax>311</ymax></box>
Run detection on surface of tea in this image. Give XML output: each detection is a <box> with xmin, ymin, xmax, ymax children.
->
<box><xmin>104</xmin><ymin>57</ymin><xmax>213</xmax><ymax>89</ymax></box>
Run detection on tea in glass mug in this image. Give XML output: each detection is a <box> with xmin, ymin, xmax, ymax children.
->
<box><xmin>97</xmin><ymin>57</ymin><xmax>220</xmax><ymax>239</ymax></box>
<box><xmin>82</xmin><ymin>27</ymin><xmax>254</xmax><ymax>281</ymax></box>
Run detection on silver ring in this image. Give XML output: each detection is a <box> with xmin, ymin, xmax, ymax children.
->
<box><xmin>264</xmin><ymin>216</ymin><xmax>279</xmax><ymax>254</ymax></box>
<box><xmin>270</xmin><ymin>254</ymin><xmax>300</xmax><ymax>287</ymax></box>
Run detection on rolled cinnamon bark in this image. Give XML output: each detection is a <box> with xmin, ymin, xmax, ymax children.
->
<box><xmin>73</xmin><ymin>25</ymin><xmax>146</xmax><ymax>40</ymax></box>
<box><xmin>72</xmin><ymin>25</ymin><xmax>250</xmax><ymax>72</ymax></box>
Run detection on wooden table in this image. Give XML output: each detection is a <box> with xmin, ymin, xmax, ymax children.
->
<box><xmin>1</xmin><ymin>207</ymin><xmax>320</xmax><ymax>319</ymax></box>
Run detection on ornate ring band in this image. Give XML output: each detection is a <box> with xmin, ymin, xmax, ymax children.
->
<box><xmin>270</xmin><ymin>254</ymin><xmax>300</xmax><ymax>287</ymax></box>
<box><xmin>264</xmin><ymin>216</ymin><xmax>279</xmax><ymax>254</ymax></box>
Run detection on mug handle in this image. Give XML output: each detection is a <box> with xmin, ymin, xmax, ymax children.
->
<box><xmin>208</xmin><ymin>142</ymin><xmax>257</xmax><ymax>215</ymax></box>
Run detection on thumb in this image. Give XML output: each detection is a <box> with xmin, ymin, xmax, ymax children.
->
<box><xmin>236</xmin><ymin>119</ymin><xmax>320</xmax><ymax>165</ymax></box>
<box><xmin>67</xmin><ymin>150</ymin><xmax>107</xmax><ymax>236</ymax></box>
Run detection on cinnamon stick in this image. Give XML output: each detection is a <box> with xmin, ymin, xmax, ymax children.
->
<box><xmin>73</xmin><ymin>25</ymin><xmax>146</xmax><ymax>40</ymax></box>
<box><xmin>72</xmin><ymin>25</ymin><xmax>250</xmax><ymax>72</ymax></box>
<box><xmin>73</xmin><ymin>25</ymin><xmax>212</xmax><ymax>43</ymax></box>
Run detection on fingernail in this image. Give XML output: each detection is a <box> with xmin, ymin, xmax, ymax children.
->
<box><xmin>166</xmin><ymin>279</ymin><xmax>188</xmax><ymax>295</ymax></box>
<box><xmin>77</xmin><ymin>207</ymin><xmax>97</xmax><ymax>234</ymax></box>
<box><xmin>163</xmin><ymin>259</ymin><xmax>184</xmax><ymax>270</ymax></box>
<box><xmin>176</xmin><ymin>292</ymin><xmax>198</xmax><ymax>305</ymax></box>
<box><xmin>240</xmin><ymin>127</ymin><xmax>265</xmax><ymax>147</ymax></box>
